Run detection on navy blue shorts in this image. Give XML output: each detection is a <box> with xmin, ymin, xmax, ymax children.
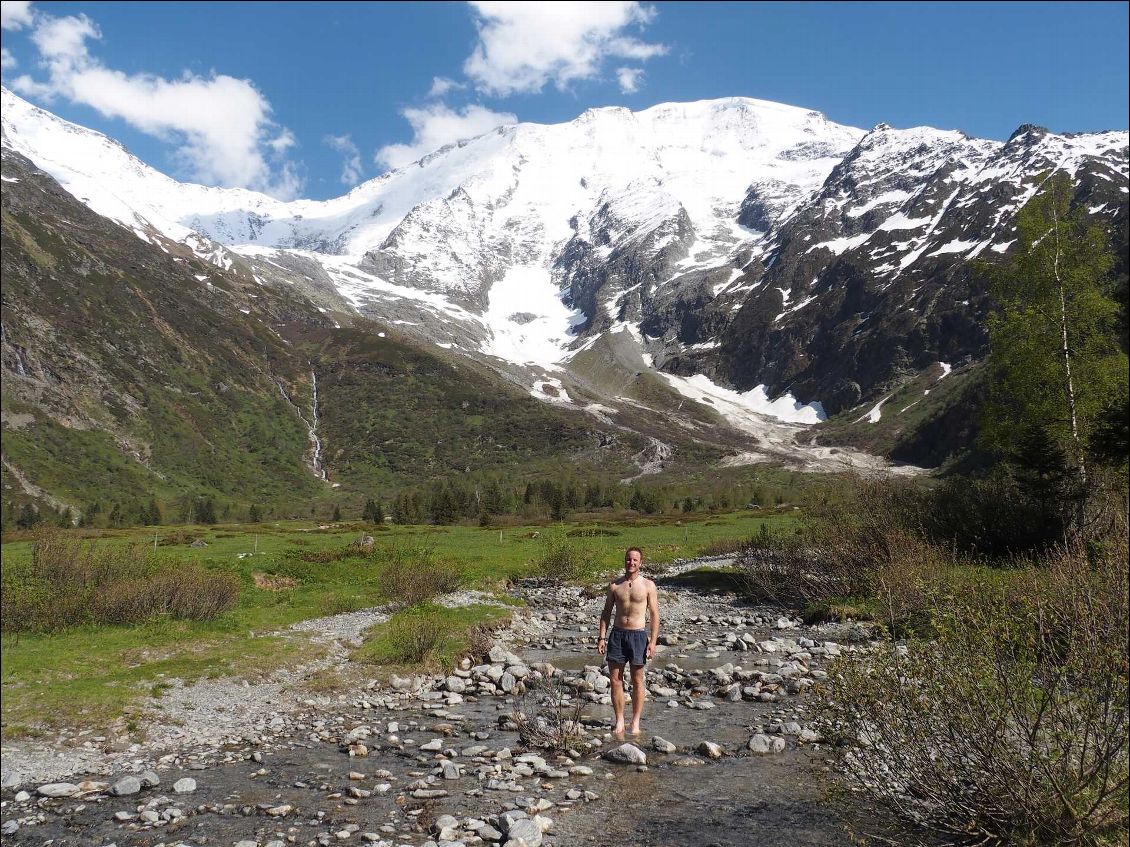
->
<box><xmin>607</xmin><ymin>628</ymin><xmax>649</xmax><ymax>667</ymax></box>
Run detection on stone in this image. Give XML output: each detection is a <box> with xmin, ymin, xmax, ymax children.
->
<box><xmin>172</xmin><ymin>777</ymin><xmax>197</xmax><ymax>793</ymax></box>
<box><xmin>37</xmin><ymin>782</ymin><xmax>80</xmax><ymax>798</ymax></box>
<box><xmin>748</xmin><ymin>734</ymin><xmax>786</xmax><ymax>754</ymax></box>
<box><xmin>697</xmin><ymin>741</ymin><xmax>724</xmax><ymax>759</ymax></box>
<box><xmin>506</xmin><ymin>817</ymin><xmax>543</xmax><ymax>847</ymax></box>
<box><xmin>1</xmin><ymin>770</ymin><xmax>23</xmax><ymax>790</ymax></box>
<box><xmin>1</xmin><ymin>821</ymin><xmax>18</xmax><ymax>836</ymax></box>
<box><xmin>445</xmin><ymin>676</ymin><xmax>467</xmax><ymax>693</ymax></box>
<box><xmin>111</xmin><ymin>775</ymin><xmax>142</xmax><ymax>796</ymax></box>
<box><xmin>441</xmin><ymin>761</ymin><xmax>461</xmax><ymax>780</ymax></box>
<box><xmin>266</xmin><ymin>804</ymin><xmax>293</xmax><ymax>816</ymax></box>
<box><xmin>603</xmin><ymin>743</ymin><xmax>647</xmax><ymax>765</ymax></box>
<box><xmin>651</xmin><ymin>736</ymin><xmax>677</xmax><ymax>753</ymax></box>
<box><xmin>138</xmin><ymin>769</ymin><xmax>161</xmax><ymax>788</ymax></box>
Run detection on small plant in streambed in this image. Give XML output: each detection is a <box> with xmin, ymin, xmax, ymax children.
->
<box><xmin>511</xmin><ymin>674</ymin><xmax>588</xmax><ymax>753</ymax></box>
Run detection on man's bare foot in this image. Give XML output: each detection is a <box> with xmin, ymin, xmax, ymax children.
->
<box><xmin>612</xmin><ymin>722</ymin><xmax>625</xmax><ymax>736</ymax></box>
<box><xmin>629</xmin><ymin>723</ymin><xmax>641</xmax><ymax>735</ymax></box>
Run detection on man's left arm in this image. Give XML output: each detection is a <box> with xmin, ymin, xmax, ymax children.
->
<box><xmin>646</xmin><ymin>581</ymin><xmax>660</xmax><ymax>660</ymax></box>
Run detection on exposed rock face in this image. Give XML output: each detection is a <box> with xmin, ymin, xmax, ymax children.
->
<box><xmin>2</xmin><ymin>86</ymin><xmax>1127</xmax><ymax>492</ymax></box>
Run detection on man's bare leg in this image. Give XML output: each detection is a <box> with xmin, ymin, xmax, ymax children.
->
<box><xmin>629</xmin><ymin>664</ymin><xmax>646</xmax><ymax>734</ymax></box>
<box><xmin>608</xmin><ymin>662</ymin><xmax>626</xmax><ymax>735</ymax></box>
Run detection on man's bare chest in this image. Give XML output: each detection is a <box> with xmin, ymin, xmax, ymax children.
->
<box><xmin>612</xmin><ymin>582</ymin><xmax>649</xmax><ymax>607</ymax></box>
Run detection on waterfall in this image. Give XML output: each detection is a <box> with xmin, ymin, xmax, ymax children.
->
<box><xmin>270</xmin><ymin>369</ymin><xmax>327</xmax><ymax>482</ymax></box>
<box><xmin>309</xmin><ymin>368</ymin><xmax>326</xmax><ymax>480</ymax></box>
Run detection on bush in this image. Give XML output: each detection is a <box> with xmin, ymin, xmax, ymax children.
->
<box><xmin>317</xmin><ymin>592</ymin><xmax>366</xmax><ymax>617</ymax></box>
<box><xmin>383</xmin><ymin>607</ymin><xmax>446</xmax><ymax>664</ymax></box>
<box><xmin>1</xmin><ymin>530</ymin><xmax>239</xmax><ymax>632</ymax></box>
<box><xmin>376</xmin><ymin>543</ymin><xmax>463</xmax><ymax>607</ymax></box>
<box><xmin>818</xmin><ymin>530</ymin><xmax>1129</xmax><ymax>846</ymax></box>
<box><xmin>534</xmin><ymin>533</ymin><xmax>600</xmax><ymax>583</ymax></box>
<box><xmin>512</xmin><ymin>674</ymin><xmax>588</xmax><ymax>752</ymax></box>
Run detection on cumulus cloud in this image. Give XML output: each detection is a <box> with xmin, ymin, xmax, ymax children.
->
<box><xmin>464</xmin><ymin>1</ymin><xmax>666</xmax><ymax>96</ymax></box>
<box><xmin>375</xmin><ymin>102</ymin><xmax>516</xmax><ymax>171</ymax></box>
<box><xmin>427</xmin><ymin>76</ymin><xmax>466</xmax><ymax>98</ymax></box>
<box><xmin>1</xmin><ymin>47</ymin><xmax>16</xmax><ymax>70</ymax></box>
<box><xmin>1</xmin><ymin>0</ymin><xmax>34</xmax><ymax>30</ymax></box>
<box><xmin>324</xmin><ymin>133</ymin><xmax>363</xmax><ymax>186</ymax></box>
<box><xmin>9</xmin><ymin>7</ymin><xmax>302</xmax><ymax>198</ymax></box>
<box><xmin>616</xmin><ymin>67</ymin><xmax>644</xmax><ymax>93</ymax></box>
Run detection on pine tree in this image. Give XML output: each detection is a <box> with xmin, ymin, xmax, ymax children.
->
<box><xmin>248</xmin><ymin>503</ymin><xmax>262</xmax><ymax>523</ymax></box>
<box><xmin>332</xmin><ymin>505</ymin><xmax>342</xmax><ymax>522</ymax></box>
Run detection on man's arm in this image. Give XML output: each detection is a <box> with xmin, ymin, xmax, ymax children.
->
<box><xmin>646</xmin><ymin>580</ymin><xmax>660</xmax><ymax>660</ymax></box>
<box><xmin>598</xmin><ymin>586</ymin><xmax>615</xmax><ymax>655</ymax></box>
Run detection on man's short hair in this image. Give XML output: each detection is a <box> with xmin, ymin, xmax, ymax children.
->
<box><xmin>625</xmin><ymin>546</ymin><xmax>643</xmax><ymax>558</ymax></box>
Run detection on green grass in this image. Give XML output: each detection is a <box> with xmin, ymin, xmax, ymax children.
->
<box><xmin>0</xmin><ymin>619</ymin><xmax>318</xmax><ymax>739</ymax></box>
<box><xmin>353</xmin><ymin>603</ymin><xmax>513</xmax><ymax>671</ymax></box>
<box><xmin>0</xmin><ymin>510</ymin><xmax>794</xmax><ymax>737</ymax></box>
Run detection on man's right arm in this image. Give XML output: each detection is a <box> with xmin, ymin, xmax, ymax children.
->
<box><xmin>598</xmin><ymin>587</ymin><xmax>614</xmax><ymax>654</ymax></box>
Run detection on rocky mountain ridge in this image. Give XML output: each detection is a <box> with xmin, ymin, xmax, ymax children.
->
<box><xmin>1</xmin><ymin>87</ymin><xmax>1127</xmax><ymax>511</ymax></box>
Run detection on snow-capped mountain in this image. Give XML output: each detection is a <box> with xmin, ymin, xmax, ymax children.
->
<box><xmin>2</xmin><ymin>86</ymin><xmax>1127</xmax><ymax>478</ymax></box>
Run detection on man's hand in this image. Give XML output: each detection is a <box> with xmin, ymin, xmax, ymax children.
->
<box><xmin>597</xmin><ymin>637</ymin><xmax>606</xmax><ymax>655</ymax></box>
<box><xmin>646</xmin><ymin>642</ymin><xmax>655</xmax><ymax>661</ymax></box>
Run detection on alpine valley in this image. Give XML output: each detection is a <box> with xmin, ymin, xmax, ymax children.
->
<box><xmin>2</xmin><ymin>87</ymin><xmax>1127</xmax><ymax>519</ymax></box>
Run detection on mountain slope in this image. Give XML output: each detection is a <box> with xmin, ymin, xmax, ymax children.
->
<box><xmin>2</xmin><ymin>87</ymin><xmax>1127</xmax><ymax>499</ymax></box>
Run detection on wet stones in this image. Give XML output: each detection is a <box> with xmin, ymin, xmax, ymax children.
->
<box><xmin>603</xmin><ymin>743</ymin><xmax>647</xmax><ymax>765</ymax></box>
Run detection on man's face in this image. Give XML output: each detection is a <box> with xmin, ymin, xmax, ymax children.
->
<box><xmin>624</xmin><ymin>549</ymin><xmax>641</xmax><ymax>576</ymax></box>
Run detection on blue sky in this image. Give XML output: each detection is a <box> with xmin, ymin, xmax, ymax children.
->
<box><xmin>2</xmin><ymin>1</ymin><xmax>1127</xmax><ymax>200</ymax></box>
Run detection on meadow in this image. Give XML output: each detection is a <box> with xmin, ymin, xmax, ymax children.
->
<box><xmin>0</xmin><ymin>509</ymin><xmax>794</xmax><ymax>738</ymax></box>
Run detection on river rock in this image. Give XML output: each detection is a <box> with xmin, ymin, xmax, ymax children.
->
<box><xmin>651</xmin><ymin>736</ymin><xmax>677</xmax><ymax>753</ymax></box>
<box><xmin>111</xmin><ymin>775</ymin><xmax>142</xmax><ymax>796</ymax></box>
<box><xmin>697</xmin><ymin>741</ymin><xmax>724</xmax><ymax>759</ymax></box>
<box><xmin>603</xmin><ymin>743</ymin><xmax>647</xmax><ymax>765</ymax></box>
<box><xmin>748</xmin><ymin>734</ymin><xmax>786</xmax><ymax>754</ymax></box>
<box><xmin>172</xmin><ymin>777</ymin><xmax>197</xmax><ymax>793</ymax></box>
<box><xmin>505</xmin><ymin>817</ymin><xmax>544</xmax><ymax>846</ymax></box>
<box><xmin>37</xmin><ymin>782</ymin><xmax>80</xmax><ymax>798</ymax></box>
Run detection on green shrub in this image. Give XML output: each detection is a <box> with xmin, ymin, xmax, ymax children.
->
<box><xmin>818</xmin><ymin>530</ymin><xmax>1129</xmax><ymax>846</ymax></box>
<box><xmin>534</xmin><ymin>532</ymin><xmax>600</xmax><ymax>583</ymax></box>
<box><xmin>317</xmin><ymin>592</ymin><xmax>366</xmax><ymax>617</ymax></box>
<box><xmin>383</xmin><ymin>606</ymin><xmax>446</xmax><ymax>664</ymax></box>
<box><xmin>376</xmin><ymin>542</ymin><xmax>463</xmax><ymax>607</ymax></box>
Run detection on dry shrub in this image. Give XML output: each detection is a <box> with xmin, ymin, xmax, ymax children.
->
<box><xmin>461</xmin><ymin>616</ymin><xmax>512</xmax><ymax>665</ymax></box>
<box><xmin>298</xmin><ymin>547</ymin><xmax>351</xmax><ymax>563</ymax></box>
<box><xmin>252</xmin><ymin>572</ymin><xmax>298</xmax><ymax>591</ymax></box>
<box><xmin>91</xmin><ymin>567</ymin><xmax>240</xmax><ymax>625</ymax></box>
<box><xmin>377</xmin><ymin>543</ymin><xmax>463</xmax><ymax>607</ymax></box>
<box><xmin>511</xmin><ymin>674</ymin><xmax>588</xmax><ymax>753</ymax></box>
<box><xmin>818</xmin><ymin>527</ymin><xmax>1129</xmax><ymax>846</ymax></box>
<box><xmin>2</xmin><ymin>530</ymin><xmax>239</xmax><ymax>632</ymax></box>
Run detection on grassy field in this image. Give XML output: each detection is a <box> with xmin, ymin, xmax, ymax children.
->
<box><xmin>0</xmin><ymin>509</ymin><xmax>794</xmax><ymax>739</ymax></box>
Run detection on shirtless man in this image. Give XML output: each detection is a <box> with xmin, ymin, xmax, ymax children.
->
<box><xmin>598</xmin><ymin>546</ymin><xmax>660</xmax><ymax>735</ymax></box>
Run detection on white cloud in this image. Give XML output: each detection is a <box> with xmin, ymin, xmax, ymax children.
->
<box><xmin>1</xmin><ymin>47</ymin><xmax>16</xmax><ymax>69</ymax></box>
<box><xmin>616</xmin><ymin>67</ymin><xmax>644</xmax><ymax>93</ymax></box>
<box><xmin>375</xmin><ymin>102</ymin><xmax>516</xmax><ymax>171</ymax></box>
<box><xmin>10</xmin><ymin>8</ymin><xmax>302</xmax><ymax>198</ymax></box>
<box><xmin>464</xmin><ymin>1</ymin><xmax>666</xmax><ymax>96</ymax></box>
<box><xmin>1</xmin><ymin>0</ymin><xmax>34</xmax><ymax>30</ymax></box>
<box><xmin>324</xmin><ymin>133</ymin><xmax>363</xmax><ymax>186</ymax></box>
<box><xmin>427</xmin><ymin>76</ymin><xmax>466</xmax><ymax>98</ymax></box>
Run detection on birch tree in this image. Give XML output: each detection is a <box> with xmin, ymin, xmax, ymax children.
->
<box><xmin>980</xmin><ymin>172</ymin><xmax>1127</xmax><ymax>519</ymax></box>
